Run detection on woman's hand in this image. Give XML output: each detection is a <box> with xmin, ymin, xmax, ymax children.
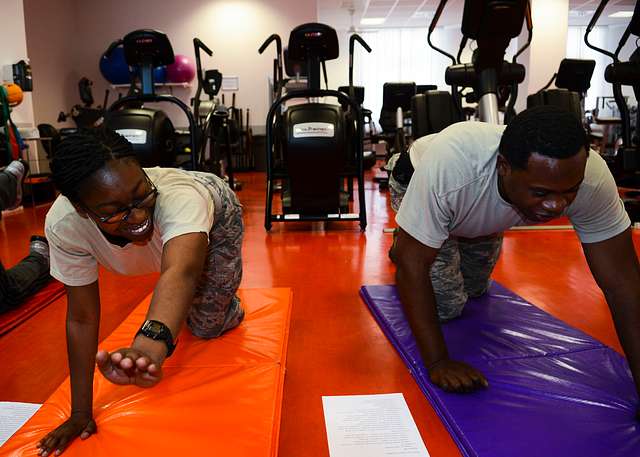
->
<box><xmin>36</xmin><ymin>412</ymin><xmax>96</xmax><ymax>456</ymax></box>
<box><xmin>95</xmin><ymin>348</ymin><xmax>163</xmax><ymax>388</ymax></box>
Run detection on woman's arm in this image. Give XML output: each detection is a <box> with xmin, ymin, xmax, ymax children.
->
<box><xmin>97</xmin><ymin>232</ymin><xmax>208</xmax><ymax>385</ymax></box>
<box><xmin>37</xmin><ymin>282</ymin><xmax>101</xmax><ymax>456</ymax></box>
<box><xmin>134</xmin><ymin>232</ymin><xmax>208</xmax><ymax>361</ymax></box>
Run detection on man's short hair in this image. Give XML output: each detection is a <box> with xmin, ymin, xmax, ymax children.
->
<box><xmin>499</xmin><ymin>105</ymin><xmax>589</xmax><ymax>169</ymax></box>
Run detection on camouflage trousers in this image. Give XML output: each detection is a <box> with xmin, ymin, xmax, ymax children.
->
<box><xmin>186</xmin><ymin>173</ymin><xmax>245</xmax><ymax>339</ymax></box>
<box><xmin>388</xmin><ymin>156</ymin><xmax>502</xmax><ymax>321</ymax></box>
<box><xmin>430</xmin><ymin>235</ymin><xmax>503</xmax><ymax>320</ymax></box>
<box><xmin>387</xmin><ymin>153</ymin><xmax>406</xmax><ymax>212</ymax></box>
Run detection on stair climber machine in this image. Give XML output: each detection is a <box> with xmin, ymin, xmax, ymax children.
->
<box><xmin>258</xmin><ymin>23</ymin><xmax>368</xmax><ymax>231</ymax></box>
<box><xmin>104</xmin><ymin>29</ymin><xmax>197</xmax><ymax>170</ymax></box>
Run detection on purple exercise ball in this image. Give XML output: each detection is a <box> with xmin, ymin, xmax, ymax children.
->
<box><xmin>166</xmin><ymin>54</ymin><xmax>196</xmax><ymax>83</ymax></box>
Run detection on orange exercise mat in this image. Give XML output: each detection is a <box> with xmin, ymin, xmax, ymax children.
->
<box><xmin>1</xmin><ymin>288</ymin><xmax>292</xmax><ymax>457</ymax></box>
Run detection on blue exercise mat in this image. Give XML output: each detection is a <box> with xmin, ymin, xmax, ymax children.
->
<box><xmin>360</xmin><ymin>283</ymin><xmax>640</xmax><ymax>457</ymax></box>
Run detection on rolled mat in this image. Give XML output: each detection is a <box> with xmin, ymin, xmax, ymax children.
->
<box><xmin>1</xmin><ymin>288</ymin><xmax>292</xmax><ymax>456</ymax></box>
<box><xmin>0</xmin><ymin>280</ymin><xmax>64</xmax><ymax>336</ymax></box>
<box><xmin>360</xmin><ymin>283</ymin><xmax>640</xmax><ymax>457</ymax></box>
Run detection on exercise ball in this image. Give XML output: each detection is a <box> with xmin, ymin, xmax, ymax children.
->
<box><xmin>2</xmin><ymin>83</ymin><xmax>23</xmax><ymax>107</ymax></box>
<box><xmin>132</xmin><ymin>65</ymin><xmax>168</xmax><ymax>84</ymax></box>
<box><xmin>166</xmin><ymin>54</ymin><xmax>196</xmax><ymax>83</ymax></box>
<box><xmin>154</xmin><ymin>65</ymin><xmax>168</xmax><ymax>84</ymax></box>
<box><xmin>99</xmin><ymin>46</ymin><xmax>131</xmax><ymax>85</ymax></box>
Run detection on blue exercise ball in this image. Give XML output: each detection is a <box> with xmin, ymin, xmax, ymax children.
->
<box><xmin>99</xmin><ymin>46</ymin><xmax>131</xmax><ymax>85</ymax></box>
<box><xmin>130</xmin><ymin>65</ymin><xmax>168</xmax><ymax>84</ymax></box>
<box><xmin>154</xmin><ymin>65</ymin><xmax>167</xmax><ymax>84</ymax></box>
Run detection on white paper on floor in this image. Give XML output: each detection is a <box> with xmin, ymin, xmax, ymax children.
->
<box><xmin>0</xmin><ymin>401</ymin><xmax>42</xmax><ymax>447</ymax></box>
<box><xmin>322</xmin><ymin>393</ymin><xmax>430</xmax><ymax>457</ymax></box>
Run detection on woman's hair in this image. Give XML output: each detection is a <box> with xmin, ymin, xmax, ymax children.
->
<box><xmin>499</xmin><ymin>105</ymin><xmax>589</xmax><ymax>170</ymax></box>
<box><xmin>50</xmin><ymin>128</ymin><xmax>137</xmax><ymax>201</ymax></box>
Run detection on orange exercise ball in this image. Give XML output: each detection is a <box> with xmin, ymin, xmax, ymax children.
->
<box><xmin>2</xmin><ymin>83</ymin><xmax>24</xmax><ymax>107</ymax></box>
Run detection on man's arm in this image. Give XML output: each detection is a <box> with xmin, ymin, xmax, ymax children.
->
<box><xmin>582</xmin><ymin>227</ymin><xmax>640</xmax><ymax>396</ymax></box>
<box><xmin>395</xmin><ymin>228</ymin><xmax>488</xmax><ymax>392</ymax></box>
<box><xmin>37</xmin><ymin>282</ymin><xmax>100</xmax><ymax>456</ymax></box>
<box><xmin>97</xmin><ymin>232</ymin><xmax>209</xmax><ymax>384</ymax></box>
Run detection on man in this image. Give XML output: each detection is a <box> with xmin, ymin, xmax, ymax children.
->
<box><xmin>0</xmin><ymin>159</ymin><xmax>51</xmax><ymax>311</ymax></box>
<box><xmin>390</xmin><ymin>106</ymin><xmax>640</xmax><ymax>401</ymax></box>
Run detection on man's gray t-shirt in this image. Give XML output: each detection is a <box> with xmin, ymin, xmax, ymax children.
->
<box><xmin>396</xmin><ymin>121</ymin><xmax>630</xmax><ymax>249</ymax></box>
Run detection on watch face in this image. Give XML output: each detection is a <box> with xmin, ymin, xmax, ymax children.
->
<box><xmin>145</xmin><ymin>320</ymin><xmax>163</xmax><ymax>334</ymax></box>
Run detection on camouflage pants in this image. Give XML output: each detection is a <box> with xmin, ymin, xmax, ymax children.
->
<box><xmin>431</xmin><ymin>235</ymin><xmax>502</xmax><ymax>320</ymax></box>
<box><xmin>187</xmin><ymin>173</ymin><xmax>245</xmax><ymax>339</ymax></box>
<box><xmin>388</xmin><ymin>156</ymin><xmax>502</xmax><ymax>321</ymax></box>
<box><xmin>387</xmin><ymin>153</ymin><xmax>406</xmax><ymax>212</ymax></box>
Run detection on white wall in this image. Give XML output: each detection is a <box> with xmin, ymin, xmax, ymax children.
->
<box><xmin>69</xmin><ymin>0</ymin><xmax>317</xmax><ymax>128</ymax></box>
<box><xmin>517</xmin><ymin>0</ymin><xmax>569</xmax><ymax>113</ymax></box>
<box><xmin>0</xmin><ymin>0</ymin><xmax>35</xmax><ymax>126</ymax></box>
<box><xmin>24</xmin><ymin>0</ymin><xmax>79</xmax><ymax>127</ymax></box>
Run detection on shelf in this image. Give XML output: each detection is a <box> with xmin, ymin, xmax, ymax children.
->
<box><xmin>110</xmin><ymin>82</ymin><xmax>192</xmax><ymax>89</ymax></box>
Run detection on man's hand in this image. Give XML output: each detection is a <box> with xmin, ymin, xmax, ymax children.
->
<box><xmin>36</xmin><ymin>412</ymin><xmax>96</xmax><ymax>456</ymax></box>
<box><xmin>428</xmin><ymin>358</ymin><xmax>489</xmax><ymax>393</ymax></box>
<box><xmin>95</xmin><ymin>348</ymin><xmax>163</xmax><ymax>388</ymax></box>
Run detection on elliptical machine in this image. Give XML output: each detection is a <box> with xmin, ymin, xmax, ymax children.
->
<box><xmin>259</xmin><ymin>23</ymin><xmax>367</xmax><ymax>231</ymax></box>
<box><xmin>586</xmin><ymin>0</ymin><xmax>640</xmax><ymax>189</ymax></box>
<box><xmin>104</xmin><ymin>30</ymin><xmax>197</xmax><ymax>170</ymax></box>
<box><xmin>192</xmin><ymin>38</ymin><xmax>237</xmax><ymax>188</ymax></box>
<box><xmin>425</xmin><ymin>0</ymin><xmax>532</xmax><ymax>126</ymax></box>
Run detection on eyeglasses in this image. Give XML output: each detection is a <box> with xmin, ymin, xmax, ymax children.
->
<box><xmin>82</xmin><ymin>173</ymin><xmax>159</xmax><ymax>224</ymax></box>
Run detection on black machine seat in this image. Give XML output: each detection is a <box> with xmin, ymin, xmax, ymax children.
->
<box><xmin>556</xmin><ymin>59</ymin><xmax>596</xmax><ymax>95</ymax></box>
<box><xmin>378</xmin><ymin>82</ymin><xmax>416</xmax><ymax>133</ymax></box>
<box><xmin>412</xmin><ymin>91</ymin><xmax>463</xmax><ymax>139</ymax></box>
<box><xmin>338</xmin><ymin>86</ymin><xmax>365</xmax><ymax>106</ymax></box>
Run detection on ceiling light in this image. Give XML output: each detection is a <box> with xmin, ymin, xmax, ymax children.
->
<box><xmin>412</xmin><ymin>11</ymin><xmax>434</xmax><ymax>19</ymax></box>
<box><xmin>360</xmin><ymin>17</ymin><xmax>386</xmax><ymax>25</ymax></box>
<box><xmin>609</xmin><ymin>11</ymin><xmax>634</xmax><ymax>18</ymax></box>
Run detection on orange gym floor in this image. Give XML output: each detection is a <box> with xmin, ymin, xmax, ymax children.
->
<box><xmin>1</xmin><ymin>169</ymin><xmax>638</xmax><ymax>456</ymax></box>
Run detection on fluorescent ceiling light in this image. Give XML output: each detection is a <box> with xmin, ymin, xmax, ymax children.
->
<box><xmin>412</xmin><ymin>11</ymin><xmax>434</xmax><ymax>19</ymax></box>
<box><xmin>609</xmin><ymin>11</ymin><xmax>634</xmax><ymax>18</ymax></box>
<box><xmin>361</xmin><ymin>17</ymin><xmax>386</xmax><ymax>25</ymax></box>
<box><xmin>568</xmin><ymin>10</ymin><xmax>594</xmax><ymax>17</ymax></box>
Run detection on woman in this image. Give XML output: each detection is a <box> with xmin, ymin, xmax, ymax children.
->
<box><xmin>37</xmin><ymin>128</ymin><xmax>244</xmax><ymax>456</ymax></box>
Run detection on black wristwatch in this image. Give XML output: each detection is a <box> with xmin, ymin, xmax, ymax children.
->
<box><xmin>136</xmin><ymin>319</ymin><xmax>177</xmax><ymax>357</ymax></box>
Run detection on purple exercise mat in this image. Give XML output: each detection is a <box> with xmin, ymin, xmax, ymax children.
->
<box><xmin>360</xmin><ymin>283</ymin><xmax>640</xmax><ymax>457</ymax></box>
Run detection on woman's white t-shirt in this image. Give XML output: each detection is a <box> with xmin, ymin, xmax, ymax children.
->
<box><xmin>45</xmin><ymin>167</ymin><xmax>215</xmax><ymax>287</ymax></box>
